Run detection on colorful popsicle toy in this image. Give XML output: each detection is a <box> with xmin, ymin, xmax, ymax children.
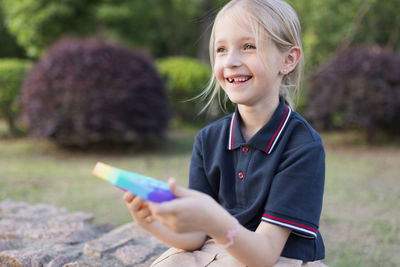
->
<box><xmin>92</xmin><ymin>162</ymin><xmax>176</xmax><ymax>203</ymax></box>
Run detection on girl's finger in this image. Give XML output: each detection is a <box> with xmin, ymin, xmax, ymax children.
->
<box><xmin>137</xmin><ymin>208</ymin><xmax>151</xmax><ymax>218</ymax></box>
<box><xmin>123</xmin><ymin>192</ymin><xmax>135</xmax><ymax>203</ymax></box>
<box><xmin>145</xmin><ymin>216</ymin><xmax>154</xmax><ymax>223</ymax></box>
<box><xmin>131</xmin><ymin>196</ymin><xmax>144</xmax><ymax>212</ymax></box>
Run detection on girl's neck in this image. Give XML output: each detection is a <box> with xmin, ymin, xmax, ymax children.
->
<box><xmin>238</xmin><ymin>97</ymin><xmax>280</xmax><ymax>142</ymax></box>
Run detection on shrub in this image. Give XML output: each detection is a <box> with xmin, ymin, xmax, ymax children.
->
<box><xmin>0</xmin><ymin>58</ymin><xmax>31</xmax><ymax>134</ymax></box>
<box><xmin>21</xmin><ymin>38</ymin><xmax>169</xmax><ymax>147</ymax></box>
<box><xmin>306</xmin><ymin>46</ymin><xmax>400</xmax><ymax>140</ymax></box>
<box><xmin>156</xmin><ymin>57</ymin><xmax>212</xmax><ymax>121</ymax></box>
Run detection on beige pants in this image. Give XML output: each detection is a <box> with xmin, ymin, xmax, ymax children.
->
<box><xmin>151</xmin><ymin>239</ymin><xmax>327</xmax><ymax>267</ymax></box>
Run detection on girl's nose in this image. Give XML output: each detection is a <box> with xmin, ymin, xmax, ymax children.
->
<box><xmin>224</xmin><ymin>49</ymin><xmax>242</xmax><ymax>68</ymax></box>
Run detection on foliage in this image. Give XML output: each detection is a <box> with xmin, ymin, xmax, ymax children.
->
<box><xmin>288</xmin><ymin>0</ymin><xmax>400</xmax><ymax>72</ymax></box>
<box><xmin>95</xmin><ymin>0</ymin><xmax>204</xmax><ymax>58</ymax></box>
<box><xmin>21</xmin><ymin>38</ymin><xmax>169</xmax><ymax>147</ymax></box>
<box><xmin>0</xmin><ymin>58</ymin><xmax>31</xmax><ymax>134</ymax></box>
<box><xmin>1</xmin><ymin>0</ymin><xmax>398</xmax><ymax>67</ymax></box>
<box><xmin>157</xmin><ymin>57</ymin><xmax>212</xmax><ymax>121</ymax></box>
<box><xmin>1</xmin><ymin>0</ymin><xmax>97</xmax><ymax>58</ymax></box>
<box><xmin>0</xmin><ymin>3</ymin><xmax>26</xmax><ymax>58</ymax></box>
<box><xmin>306</xmin><ymin>46</ymin><xmax>400</xmax><ymax>140</ymax></box>
<box><xmin>0</xmin><ymin>0</ymin><xmax>230</xmax><ymax>60</ymax></box>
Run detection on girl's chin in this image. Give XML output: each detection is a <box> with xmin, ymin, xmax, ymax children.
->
<box><xmin>226</xmin><ymin>97</ymin><xmax>250</xmax><ymax>106</ymax></box>
<box><xmin>224</xmin><ymin>90</ymin><xmax>246</xmax><ymax>102</ymax></box>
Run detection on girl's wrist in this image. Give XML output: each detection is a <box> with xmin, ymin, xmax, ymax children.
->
<box><xmin>206</xmin><ymin>207</ymin><xmax>240</xmax><ymax>245</ymax></box>
<box><xmin>214</xmin><ymin>217</ymin><xmax>240</xmax><ymax>248</ymax></box>
<box><xmin>197</xmin><ymin>195</ymin><xmax>223</xmax><ymax>233</ymax></box>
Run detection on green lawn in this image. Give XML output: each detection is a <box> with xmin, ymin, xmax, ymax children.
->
<box><xmin>0</xmin><ymin>121</ymin><xmax>399</xmax><ymax>266</ymax></box>
<box><xmin>320</xmin><ymin>132</ymin><xmax>400</xmax><ymax>266</ymax></box>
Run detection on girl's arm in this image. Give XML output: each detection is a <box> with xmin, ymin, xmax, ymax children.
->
<box><xmin>150</xmin><ymin>179</ymin><xmax>291</xmax><ymax>267</ymax></box>
<box><xmin>142</xmin><ymin>220</ymin><xmax>207</xmax><ymax>251</ymax></box>
<box><xmin>207</xmin><ymin>207</ymin><xmax>290</xmax><ymax>267</ymax></box>
<box><xmin>124</xmin><ymin>192</ymin><xmax>207</xmax><ymax>251</ymax></box>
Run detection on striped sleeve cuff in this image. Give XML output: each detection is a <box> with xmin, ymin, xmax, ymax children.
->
<box><xmin>262</xmin><ymin>214</ymin><xmax>318</xmax><ymax>239</ymax></box>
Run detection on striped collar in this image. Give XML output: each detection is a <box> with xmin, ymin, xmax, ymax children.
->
<box><xmin>227</xmin><ymin>99</ymin><xmax>292</xmax><ymax>154</ymax></box>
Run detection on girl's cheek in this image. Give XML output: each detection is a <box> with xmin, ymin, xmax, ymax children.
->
<box><xmin>214</xmin><ymin>64</ymin><xmax>224</xmax><ymax>85</ymax></box>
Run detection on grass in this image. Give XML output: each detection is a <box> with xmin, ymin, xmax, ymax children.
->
<box><xmin>320</xmin><ymin>131</ymin><xmax>400</xmax><ymax>266</ymax></box>
<box><xmin>1</xmin><ymin>120</ymin><xmax>399</xmax><ymax>266</ymax></box>
<box><xmin>0</xmin><ymin>121</ymin><xmax>198</xmax><ymax>227</ymax></box>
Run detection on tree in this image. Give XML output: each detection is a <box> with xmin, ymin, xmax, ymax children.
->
<box><xmin>0</xmin><ymin>0</ymin><xmax>230</xmax><ymax>60</ymax></box>
<box><xmin>0</xmin><ymin>1</ymin><xmax>26</xmax><ymax>58</ymax></box>
<box><xmin>95</xmin><ymin>0</ymin><xmax>206</xmax><ymax>58</ymax></box>
<box><xmin>288</xmin><ymin>0</ymin><xmax>400</xmax><ymax>72</ymax></box>
<box><xmin>1</xmin><ymin>0</ymin><xmax>97</xmax><ymax>58</ymax></box>
<box><xmin>0</xmin><ymin>59</ymin><xmax>31</xmax><ymax>134</ymax></box>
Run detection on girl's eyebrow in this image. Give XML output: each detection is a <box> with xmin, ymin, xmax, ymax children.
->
<box><xmin>215</xmin><ymin>36</ymin><xmax>256</xmax><ymax>45</ymax></box>
<box><xmin>241</xmin><ymin>36</ymin><xmax>256</xmax><ymax>41</ymax></box>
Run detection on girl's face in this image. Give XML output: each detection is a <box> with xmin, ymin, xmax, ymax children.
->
<box><xmin>213</xmin><ymin>13</ymin><xmax>285</xmax><ymax>108</ymax></box>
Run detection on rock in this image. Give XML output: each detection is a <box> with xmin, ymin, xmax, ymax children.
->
<box><xmin>115</xmin><ymin>245</ymin><xmax>153</xmax><ymax>265</ymax></box>
<box><xmin>51</xmin><ymin>212</ymin><xmax>94</xmax><ymax>224</ymax></box>
<box><xmin>23</xmin><ymin>222</ymin><xmax>97</xmax><ymax>244</ymax></box>
<box><xmin>63</xmin><ymin>261</ymin><xmax>101</xmax><ymax>267</ymax></box>
<box><xmin>0</xmin><ymin>219</ymin><xmax>30</xmax><ymax>233</ymax></box>
<box><xmin>0</xmin><ymin>233</ymin><xmax>16</xmax><ymax>239</ymax></box>
<box><xmin>61</xmin><ymin>229</ymin><xmax>97</xmax><ymax>244</ymax></box>
<box><xmin>83</xmin><ymin>222</ymin><xmax>137</xmax><ymax>258</ymax></box>
<box><xmin>0</xmin><ymin>249</ymin><xmax>48</xmax><ymax>267</ymax></box>
<box><xmin>95</xmin><ymin>223</ymin><xmax>114</xmax><ymax>234</ymax></box>
<box><xmin>0</xmin><ymin>200</ymin><xmax>168</xmax><ymax>266</ymax></box>
<box><xmin>4</xmin><ymin>203</ymin><xmax>69</xmax><ymax>221</ymax></box>
<box><xmin>47</xmin><ymin>252</ymin><xmax>81</xmax><ymax>267</ymax></box>
<box><xmin>0</xmin><ymin>239</ymin><xmax>20</xmax><ymax>251</ymax></box>
<box><xmin>51</xmin><ymin>244</ymin><xmax>78</xmax><ymax>253</ymax></box>
<box><xmin>0</xmin><ymin>200</ymin><xmax>30</xmax><ymax>216</ymax></box>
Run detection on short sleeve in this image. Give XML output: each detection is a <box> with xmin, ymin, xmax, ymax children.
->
<box><xmin>188</xmin><ymin>132</ymin><xmax>217</xmax><ymax>199</ymax></box>
<box><xmin>262</xmin><ymin>141</ymin><xmax>325</xmax><ymax>239</ymax></box>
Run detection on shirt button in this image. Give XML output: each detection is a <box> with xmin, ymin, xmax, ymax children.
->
<box><xmin>242</xmin><ymin>146</ymin><xmax>249</xmax><ymax>153</ymax></box>
<box><xmin>238</xmin><ymin>172</ymin><xmax>244</xmax><ymax>179</ymax></box>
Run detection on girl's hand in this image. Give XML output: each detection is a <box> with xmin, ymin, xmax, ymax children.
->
<box><xmin>148</xmin><ymin>178</ymin><xmax>225</xmax><ymax>234</ymax></box>
<box><xmin>123</xmin><ymin>192</ymin><xmax>154</xmax><ymax>228</ymax></box>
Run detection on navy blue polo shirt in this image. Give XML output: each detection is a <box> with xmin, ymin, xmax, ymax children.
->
<box><xmin>188</xmin><ymin>98</ymin><xmax>325</xmax><ymax>261</ymax></box>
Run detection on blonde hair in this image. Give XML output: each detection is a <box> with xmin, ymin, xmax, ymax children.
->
<box><xmin>199</xmin><ymin>0</ymin><xmax>304</xmax><ymax>112</ymax></box>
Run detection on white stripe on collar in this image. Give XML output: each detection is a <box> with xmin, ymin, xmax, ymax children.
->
<box><xmin>266</xmin><ymin>107</ymin><xmax>292</xmax><ymax>154</ymax></box>
<box><xmin>228</xmin><ymin>113</ymin><xmax>236</xmax><ymax>150</ymax></box>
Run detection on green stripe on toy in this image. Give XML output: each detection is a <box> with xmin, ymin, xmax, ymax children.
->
<box><xmin>92</xmin><ymin>162</ymin><xmax>176</xmax><ymax>203</ymax></box>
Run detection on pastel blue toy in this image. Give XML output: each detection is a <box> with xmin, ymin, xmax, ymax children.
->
<box><xmin>92</xmin><ymin>162</ymin><xmax>176</xmax><ymax>203</ymax></box>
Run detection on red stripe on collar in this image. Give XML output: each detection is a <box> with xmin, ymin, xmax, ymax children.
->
<box><xmin>265</xmin><ymin>106</ymin><xmax>290</xmax><ymax>154</ymax></box>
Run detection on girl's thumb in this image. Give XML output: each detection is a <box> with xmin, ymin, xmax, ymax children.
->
<box><xmin>168</xmin><ymin>177</ymin><xmax>194</xmax><ymax>198</ymax></box>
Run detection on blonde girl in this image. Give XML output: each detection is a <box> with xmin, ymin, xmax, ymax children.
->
<box><xmin>124</xmin><ymin>0</ymin><xmax>326</xmax><ymax>266</ymax></box>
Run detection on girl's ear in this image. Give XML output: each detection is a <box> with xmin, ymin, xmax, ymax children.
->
<box><xmin>280</xmin><ymin>46</ymin><xmax>301</xmax><ymax>75</ymax></box>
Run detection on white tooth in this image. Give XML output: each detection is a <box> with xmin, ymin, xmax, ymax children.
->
<box><xmin>234</xmin><ymin>77</ymin><xmax>247</xmax><ymax>82</ymax></box>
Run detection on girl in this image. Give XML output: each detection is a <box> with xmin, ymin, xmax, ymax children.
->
<box><xmin>124</xmin><ymin>0</ymin><xmax>326</xmax><ymax>266</ymax></box>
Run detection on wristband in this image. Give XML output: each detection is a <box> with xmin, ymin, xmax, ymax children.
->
<box><xmin>215</xmin><ymin>217</ymin><xmax>240</xmax><ymax>249</ymax></box>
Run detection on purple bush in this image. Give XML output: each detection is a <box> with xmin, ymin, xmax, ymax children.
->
<box><xmin>306</xmin><ymin>46</ymin><xmax>400</xmax><ymax>140</ymax></box>
<box><xmin>22</xmin><ymin>38</ymin><xmax>169</xmax><ymax>146</ymax></box>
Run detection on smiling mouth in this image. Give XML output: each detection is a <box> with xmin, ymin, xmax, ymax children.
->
<box><xmin>226</xmin><ymin>76</ymin><xmax>252</xmax><ymax>83</ymax></box>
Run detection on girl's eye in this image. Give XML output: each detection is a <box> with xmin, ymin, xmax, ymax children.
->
<box><xmin>244</xmin><ymin>44</ymin><xmax>256</xmax><ymax>50</ymax></box>
<box><xmin>216</xmin><ymin>47</ymin><xmax>226</xmax><ymax>53</ymax></box>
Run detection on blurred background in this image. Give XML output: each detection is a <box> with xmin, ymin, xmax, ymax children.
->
<box><xmin>0</xmin><ymin>0</ymin><xmax>399</xmax><ymax>266</ymax></box>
